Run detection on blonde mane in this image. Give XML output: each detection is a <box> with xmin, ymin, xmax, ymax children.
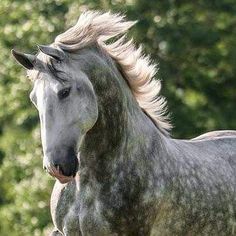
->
<box><xmin>54</xmin><ymin>11</ymin><xmax>172</xmax><ymax>132</ymax></box>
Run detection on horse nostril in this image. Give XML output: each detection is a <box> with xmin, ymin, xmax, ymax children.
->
<box><xmin>43</xmin><ymin>165</ymin><xmax>47</xmax><ymax>171</ymax></box>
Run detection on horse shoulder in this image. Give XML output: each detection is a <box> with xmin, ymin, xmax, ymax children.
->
<box><xmin>50</xmin><ymin>178</ymin><xmax>80</xmax><ymax>235</ymax></box>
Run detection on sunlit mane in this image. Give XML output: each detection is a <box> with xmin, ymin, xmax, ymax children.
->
<box><xmin>54</xmin><ymin>11</ymin><xmax>172</xmax><ymax>133</ymax></box>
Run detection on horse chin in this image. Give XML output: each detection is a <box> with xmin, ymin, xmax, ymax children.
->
<box><xmin>55</xmin><ymin>175</ymin><xmax>74</xmax><ymax>184</ymax></box>
<box><xmin>46</xmin><ymin>165</ymin><xmax>75</xmax><ymax>184</ymax></box>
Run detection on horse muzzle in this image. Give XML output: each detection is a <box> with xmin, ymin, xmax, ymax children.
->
<box><xmin>43</xmin><ymin>146</ymin><xmax>79</xmax><ymax>183</ymax></box>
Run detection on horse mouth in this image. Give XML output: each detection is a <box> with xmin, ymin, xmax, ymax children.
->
<box><xmin>46</xmin><ymin>165</ymin><xmax>75</xmax><ymax>184</ymax></box>
<box><xmin>43</xmin><ymin>147</ymin><xmax>79</xmax><ymax>183</ymax></box>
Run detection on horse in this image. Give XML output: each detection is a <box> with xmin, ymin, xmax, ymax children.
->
<box><xmin>12</xmin><ymin>11</ymin><xmax>236</xmax><ymax>236</ymax></box>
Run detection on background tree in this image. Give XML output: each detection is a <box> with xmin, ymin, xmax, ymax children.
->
<box><xmin>0</xmin><ymin>0</ymin><xmax>235</xmax><ymax>235</ymax></box>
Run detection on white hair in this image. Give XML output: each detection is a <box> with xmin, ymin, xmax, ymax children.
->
<box><xmin>54</xmin><ymin>11</ymin><xmax>172</xmax><ymax>133</ymax></box>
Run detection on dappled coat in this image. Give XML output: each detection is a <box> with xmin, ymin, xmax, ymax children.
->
<box><xmin>12</xmin><ymin>11</ymin><xmax>236</xmax><ymax>236</ymax></box>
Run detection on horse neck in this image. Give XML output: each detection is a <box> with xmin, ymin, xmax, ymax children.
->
<box><xmin>79</xmin><ymin>50</ymin><xmax>168</xmax><ymax>175</ymax></box>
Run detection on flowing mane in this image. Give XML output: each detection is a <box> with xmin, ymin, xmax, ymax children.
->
<box><xmin>54</xmin><ymin>11</ymin><xmax>172</xmax><ymax>133</ymax></box>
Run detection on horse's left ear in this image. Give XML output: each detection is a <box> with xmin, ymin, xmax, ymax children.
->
<box><xmin>11</xmin><ymin>49</ymin><xmax>36</xmax><ymax>70</ymax></box>
<box><xmin>38</xmin><ymin>45</ymin><xmax>65</xmax><ymax>61</ymax></box>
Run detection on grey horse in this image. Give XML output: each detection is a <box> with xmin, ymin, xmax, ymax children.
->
<box><xmin>12</xmin><ymin>11</ymin><xmax>236</xmax><ymax>236</ymax></box>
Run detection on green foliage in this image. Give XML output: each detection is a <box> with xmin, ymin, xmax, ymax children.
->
<box><xmin>0</xmin><ymin>0</ymin><xmax>236</xmax><ymax>235</ymax></box>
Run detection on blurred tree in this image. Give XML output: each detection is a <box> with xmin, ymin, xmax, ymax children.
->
<box><xmin>0</xmin><ymin>0</ymin><xmax>235</xmax><ymax>235</ymax></box>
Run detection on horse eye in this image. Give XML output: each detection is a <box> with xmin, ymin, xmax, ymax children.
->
<box><xmin>58</xmin><ymin>87</ymin><xmax>71</xmax><ymax>100</ymax></box>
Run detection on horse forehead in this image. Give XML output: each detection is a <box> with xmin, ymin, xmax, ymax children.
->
<box><xmin>37</xmin><ymin>51</ymin><xmax>45</xmax><ymax>60</ymax></box>
<box><xmin>34</xmin><ymin>78</ymin><xmax>58</xmax><ymax>106</ymax></box>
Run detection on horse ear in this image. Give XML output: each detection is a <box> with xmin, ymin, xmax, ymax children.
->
<box><xmin>38</xmin><ymin>45</ymin><xmax>65</xmax><ymax>61</ymax></box>
<box><xmin>11</xmin><ymin>49</ymin><xmax>36</xmax><ymax>70</ymax></box>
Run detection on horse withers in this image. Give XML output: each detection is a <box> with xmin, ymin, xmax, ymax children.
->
<box><xmin>12</xmin><ymin>11</ymin><xmax>236</xmax><ymax>236</ymax></box>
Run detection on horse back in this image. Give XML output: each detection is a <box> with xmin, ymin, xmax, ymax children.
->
<box><xmin>192</xmin><ymin>130</ymin><xmax>236</xmax><ymax>141</ymax></box>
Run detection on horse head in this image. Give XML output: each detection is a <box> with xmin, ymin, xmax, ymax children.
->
<box><xmin>12</xmin><ymin>45</ymin><xmax>98</xmax><ymax>183</ymax></box>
